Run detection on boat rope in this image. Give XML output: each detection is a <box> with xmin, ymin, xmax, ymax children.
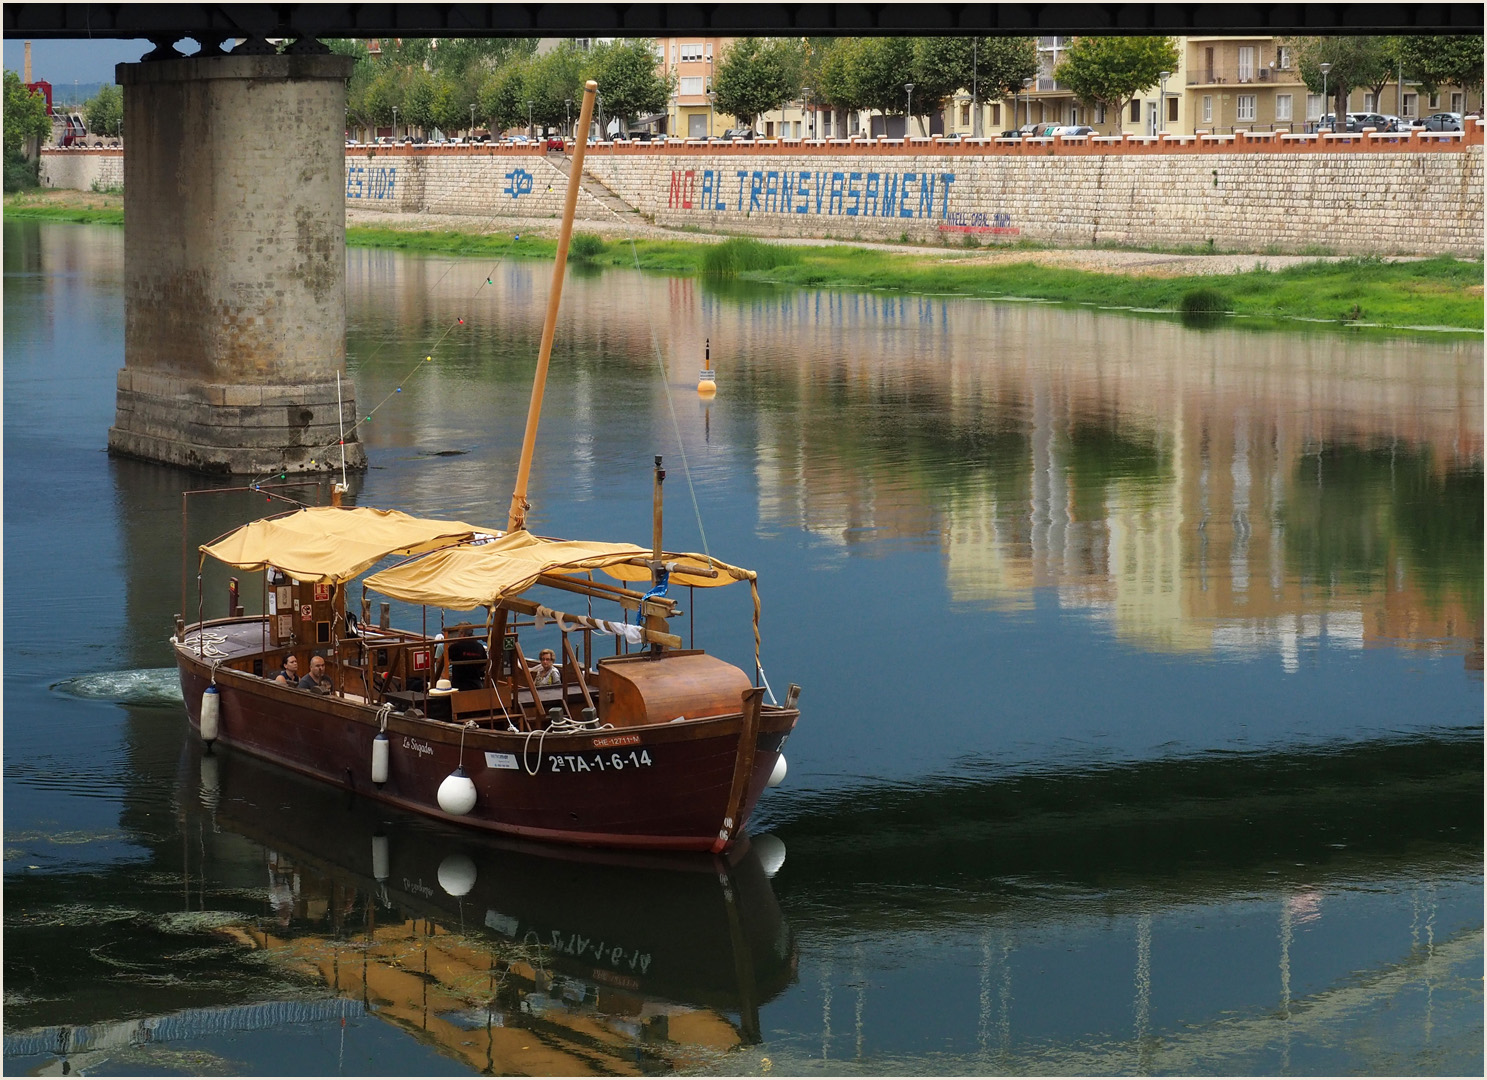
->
<box><xmin>375</xmin><ymin>702</ymin><xmax>393</xmax><ymax>733</ymax></box>
<box><xmin>521</xmin><ymin>711</ymin><xmax>612</xmax><ymax>775</ymax></box>
<box><xmin>181</xmin><ymin>630</ymin><xmax>231</xmax><ymax>658</ymax></box>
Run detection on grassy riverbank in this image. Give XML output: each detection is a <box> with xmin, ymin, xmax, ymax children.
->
<box><xmin>8</xmin><ymin>191</ymin><xmax>1481</xmax><ymax>333</ymax></box>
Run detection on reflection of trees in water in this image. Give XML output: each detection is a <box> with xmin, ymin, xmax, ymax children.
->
<box><xmin>1283</xmin><ymin>444</ymin><xmax>1483</xmax><ymax>617</ymax></box>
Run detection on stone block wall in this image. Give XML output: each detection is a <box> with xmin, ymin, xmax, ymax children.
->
<box><xmin>40</xmin><ymin>149</ymin><xmax>124</xmax><ymax>191</ymax></box>
<box><xmin>344</xmin><ymin>148</ymin><xmax>613</xmax><ymax>221</ymax></box>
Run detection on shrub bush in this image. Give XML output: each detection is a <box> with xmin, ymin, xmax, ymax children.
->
<box><xmin>568</xmin><ymin>232</ymin><xmax>605</xmax><ymax>262</ymax></box>
<box><xmin>1180</xmin><ymin>286</ymin><xmax>1231</xmax><ymax>315</ymax></box>
<box><xmin>701</xmin><ymin>237</ymin><xmax>801</xmax><ymax>278</ymax></box>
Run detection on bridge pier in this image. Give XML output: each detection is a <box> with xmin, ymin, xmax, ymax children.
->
<box><xmin>108</xmin><ymin>52</ymin><xmax>367</xmax><ymax>475</ymax></box>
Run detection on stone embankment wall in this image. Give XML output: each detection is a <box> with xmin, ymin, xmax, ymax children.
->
<box><xmin>43</xmin><ymin>130</ymin><xmax>1486</xmax><ymax>255</ymax></box>
<box><xmin>39</xmin><ymin>148</ymin><xmax>124</xmax><ymax>191</ymax></box>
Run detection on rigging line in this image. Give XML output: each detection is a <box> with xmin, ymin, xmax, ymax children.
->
<box><xmin>246</xmin><ymin>229</ymin><xmax>525</xmax><ymax>490</ymax></box>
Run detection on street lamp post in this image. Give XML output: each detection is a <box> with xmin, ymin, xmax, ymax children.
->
<box><xmin>391</xmin><ymin>105</ymin><xmax>398</xmax><ymax>141</ymax></box>
<box><xmin>972</xmin><ymin>38</ymin><xmax>980</xmax><ymax>138</ymax></box>
<box><xmin>1158</xmin><ymin>70</ymin><xmax>1170</xmax><ymax>134</ymax></box>
<box><xmin>802</xmin><ymin>86</ymin><xmax>812</xmax><ymax>139</ymax></box>
<box><xmin>1319</xmin><ymin>62</ymin><xmax>1331</xmax><ymax>132</ymax></box>
<box><xmin>904</xmin><ymin>82</ymin><xmax>915</xmax><ymax>138</ymax></box>
<box><xmin>708</xmin><ymin>54</ymin><xmax>714</xmax><ymax>137</ymax></box>
<box><xmin>526</xmin><ymin>100</ymin><xmax>533</xmax><ymax>139</ymax></box>
<box><xmin>565</xmin><ymin>98</ymin><xmax>572</xmax><ymax>138</ymax></box>
<box><xmin>1023</xmin><ymin>76</ymin><xmax>1034</xmax><ymax>132</ymax></box>
<box><xmin>469</xmin><ymin>103</ymin><xmax>476</xmax><ymax>139</ymax></box>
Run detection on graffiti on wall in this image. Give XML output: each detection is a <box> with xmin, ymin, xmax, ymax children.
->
<box><xmin>658</xmin><ymin>167</ymin><xmax>1017</xmax><ymax>233</ymax></box>
<box><xmin>346</xmin><ymin>164</ymin><xmax>396</xmax><ymax>200</ymax></box>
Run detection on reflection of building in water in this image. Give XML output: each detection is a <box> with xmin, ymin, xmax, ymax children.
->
<box><xmin>745</xmin><ymin>301</ymin><xmax>1482</xmax><ymax>661</ymax></box>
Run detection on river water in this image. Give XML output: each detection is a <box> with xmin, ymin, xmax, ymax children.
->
<box><xmin>4</xmin><ymin>220</ymin><xmax>1482</xmax><ymax>1075</ymax></box>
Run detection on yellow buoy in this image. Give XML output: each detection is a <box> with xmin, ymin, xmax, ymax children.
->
<box><xmin>697</xmin><ymin>337</ymin><xmax>717</xmax><ymax>396</ymax></box>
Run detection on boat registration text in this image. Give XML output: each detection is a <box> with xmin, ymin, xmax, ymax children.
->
<box><xmin>548</xmin><ymin>750</ymin><xmax>653</xmax><ymax>773</ymax></box>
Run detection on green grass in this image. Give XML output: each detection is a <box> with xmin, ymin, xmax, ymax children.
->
<box><xmin>1180</xmin><ymin>286</ymin><xmax>1232</xmax><ymax>314</ymax></box>
<box><xmin>9</xmin><ymin>195</ymin><xmax>1481</xmax><ymax>333</ymax></box>
<box><xmin>700</xmin><ymin>237</ymin><xmax>802</xmax><ymax>277</ymax></box>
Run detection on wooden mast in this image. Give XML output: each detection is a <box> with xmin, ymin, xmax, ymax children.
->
<box><xmin>507</xmin><ymin>80</ymin><xmax>599</xmax><ymax>533</ymax></box>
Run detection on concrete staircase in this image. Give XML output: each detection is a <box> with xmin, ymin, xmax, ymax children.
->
<box><xmin>540</xmin><ymin>152</ymin><xmax>644</xmax><ymax>223</ymax></box>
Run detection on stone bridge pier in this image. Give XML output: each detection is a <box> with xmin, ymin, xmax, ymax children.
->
<box><xmin>108</xmin><ymin>51</ymin><xmax>367</xmax><ymax>475</ymax></box>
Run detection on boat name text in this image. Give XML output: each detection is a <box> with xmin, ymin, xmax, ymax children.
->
<box><xmin>402</xmin><ymin>737</ymin><xmax>434</xmax><ymax>757</ymax></box>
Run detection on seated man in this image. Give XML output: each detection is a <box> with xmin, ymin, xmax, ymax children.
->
<box><xmin>445</xmin><ymin>628</ymin><xmax>488</xmax><ymax>691</ymax></box>
<box><xmin>297</xmin><ymin>655</ymin><xmax>334</xmax><ymax>694</ymax></box>
<box><xmin>273</xmin><ymin>655</ymin><xmax>300</xmax><ymax>685</ymax></box>
<box><xmin>531</xmin><ymin>648</ymin><xmax>561</xmax><ymax>687</ymax></box>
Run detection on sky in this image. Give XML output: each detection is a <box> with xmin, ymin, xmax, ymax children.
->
<box><xmin>4</xmin><ymin>38</ymin><xmax>155</xmax><ymax>85</ymax></box>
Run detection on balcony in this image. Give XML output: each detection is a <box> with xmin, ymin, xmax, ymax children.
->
<box><xmin>1189</xmin><ymin>66</ymin><xmax>1299</xmax><ymax>86</ymax></box>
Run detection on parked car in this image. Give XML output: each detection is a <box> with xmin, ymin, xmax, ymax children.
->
<box><xmin>1420</xmin><ymin>111</ymin><xmax>1462</xmax><ymax>131</ymax></box>
<box><xmin>721</xmin><ymin>127</ymin><xmax>754</xmax><ymax>140</ymax></box>
<box><xmin>1050</xmin><ymin>125</ymin><xmax>1094</xmax><ymax>137</ymax></box>
<box><xmin>1346</xmin><ymin>112</ymin><xmax>1396</xmax><ymax>132</ymax></box>
<box><xmin>545</xmin><ymin>135</ymin><xmax>566</xmax><ymax>151</ymax></box>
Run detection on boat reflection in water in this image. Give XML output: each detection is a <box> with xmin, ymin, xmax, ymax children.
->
<box><xmin>186</xmin><ymin>741</ymin><xmax>796</xmax><ymax>1074</ymax></box>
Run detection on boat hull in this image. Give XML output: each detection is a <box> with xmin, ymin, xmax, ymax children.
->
<box><xmin>176</xmin><ymin>634</ymin><xmax>795</xmax><ymax>852</ymax></box>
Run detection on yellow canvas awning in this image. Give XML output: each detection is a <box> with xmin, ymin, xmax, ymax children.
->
<box><xmin>199</xmin><ymin>506</ymin><xmax>491</xmax><ymax>584</ymax></box>
<box><xmin>363</xmin><ymin>530</ymin><xmax>754</xmax><ymax>611</ymax></box>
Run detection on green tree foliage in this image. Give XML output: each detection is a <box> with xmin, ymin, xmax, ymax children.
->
<box><xmin>816</xmin><ymin>37</ymin><xmax>869</xmax><ymax>113</ymax></box>
<box><xmin>855</xmin><ymin>36</ymin><xmax>916</xmax><ymax>117</ymax></box>
<box><xmin>1054</xmin><ymin>36</ymin><xmax>1180</xmax><ymax>132</ymax></box>
<box><xmin>1285</xmin><ymin>36</ymin><xmax>1397</xmax><ymax>123</ymax></box>
<box><xmin>83</xmin><ymin>83</ymin><xmax>123</xmax><ymax>137</ymax></box>
<box><xmin>906</xmin><ymin>37</ymin><xmax>1038</xmax><ymax>134</ymax></box>
<box><xmin>1396</xmin><ymin>34</ymin><xmax>1484</xmax><ymax>96</ymax></box>
<box><xmin>477</xmin><ymin>61</ymin><xmax>531</xmax><ymax>132</ymax></box>
<box><xmin>5</xmin><ymin>69</ymin><xmax>53</xmax><ymax>155</ymax></box>
<box><xmin>712</xmin><ymin>37</ymin><xmax>806</xmax><ymax>131</ymax></box>
<box><xmin>584</xmin><ymin>39</ymin><xmax>671</xmax><ymax>130</ymax></box>
<box><xmin>523</xmin><ymin>41</ymin><xmax>587</xmax><ymax>131</ymax></box>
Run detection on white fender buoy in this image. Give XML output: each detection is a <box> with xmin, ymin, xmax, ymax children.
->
<box><xmin>753</xmin><ymin>833</ymin><xmax>787</xmax><ymax>878</ymax></box>
<box><xmin>767</xmin><ymin>753</ymin><xmax>787</xmax><ymax>788</ymax></box>
<box><xmin>437</xmin><ymin>768</ymin><xmax>477</xmax><ymax>816</ymax></box>
<box><xmin>438</xmin><ymin>853</ymin><xmax>478</xmax><ymax>897</ymax></box>
<box><xmin>200</xmin><ymin>685</ymin><xmax>220</xmax><ymax>743</ymax></box>
<box><xmin>371</xmin><ymin>732</ymin><xmax>390</xmax><ymax>786</ymax></box>
<box><xmin>199</xmin><ymin>752</ymin><xmax>220</xmax><ymax>811</ymax></box>
<box><xmin>371</xmin><ymin>833</ymin><xmax>390</xmax><ymax>882</ymax></box>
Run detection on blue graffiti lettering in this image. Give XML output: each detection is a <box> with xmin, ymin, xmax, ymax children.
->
<box><xmin>918</xmin><ymin>174</ymin><xmax>936</xmax><ymax>218</ymax></box>
<box><xmin>899</xmin><ymin>173</ymin><xmax>917</xmax><ymax>218</ymax></box>
<box><xmin>764</xmin><ymin>170</ymin><xmax>779</xmax><ymax>212</ymax></box>
<box><xmin>939</xmin><ymin>173</ymin><xmax>956</xmax><ymax>218</ymax></box>
<box><xmin>796</xmin><ymin>172</ymin><xmax>810</xmax><ymax>213</ymax></box>
<box><xmin>503</xmin><ymin>169</ymin><xmax>534</xmax><ymax>199</ymax></box>
<box><xmin>880</xmin><ymin>173</ymin><xmax>899</xmax><ymax>216</ymax></box>
<box><xmin>846</xmin><ymin>171</ymin><xmax>862</xmax><ymax>216</ymax></box>
<box><xmin>863</xmin><ymin>172</ymin><xmax>880</xmax><ymax>216</ymax></box>
<box><xmin>749</xmin><ymin>171</ymin><xmax>764</xmax><ymax>212</ymax></box>
<box><xmin>828</xmin><ymin>172</ymin><xmax>845</xmax><ymax>215</ymax></box>
<box><xmin>701</xmin><ymin>170</ymin><xmax>714</xmax><ymax>209</ymax></box>
<box><xmin>736</xmin><ymin>171</ymin><xmax>748</xmax><ymax>212</ymax></box>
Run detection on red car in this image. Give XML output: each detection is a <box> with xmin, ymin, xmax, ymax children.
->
<box><xmin>545</xmin><ymin>135</ymin><xmax>567</xmax><ymax>152</ymax></box>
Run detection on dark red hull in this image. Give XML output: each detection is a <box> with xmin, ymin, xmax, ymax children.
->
<box><xmin>177</xmin><ymin>633</ymin><xmax>796</xmax><ymax>852</ymax></box>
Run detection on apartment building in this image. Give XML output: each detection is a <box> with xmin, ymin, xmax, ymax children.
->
<box><xmin>654</xmin><ymin>36</ymin><xmax>731</xmax><ymax>138</ymax></box>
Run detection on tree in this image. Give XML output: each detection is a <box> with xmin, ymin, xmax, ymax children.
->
<box><xmin>906</xmin><ymin>37</ymin><xmax>1038</xmax><ymax>135</ymax></box>
<box><xmin>524</xmin><ymin>41</ymin><xmax>587</xmax><ymax>131</ymax></box>
<box><xmin>1054</xmin><ymin>36</ymin><xmax>1180</xmax><ymax>133</ymax></box>
<box><xmin>477</xmin><ymin>61</ymin><xmax>531</xmax><ymax>132</ymax></box>
<box><xmin>1397</xmin><ymin>34</ymin><xmax>1484</xmax><ymax>99</ymax></box>
<box><xmin>1285</xmin><ymin>36</ymin><xmax>1396</xmax><ymax>126</ymax></box>
<box><xmin>712</xmin><ymin>37</ymin><xmax>806</xmax><ymax>131</ymax></box>
<box><xmin>84</xmin><ymin>83</ymin><xmax>123</xmax><ymax>137</ymax></box>
<box><xmin>853</xmin><ymin>36</ymin><xmax>916</xmax><ymax>123</ymax></box>
<box><xmin>816</xmin><ymin>37</ymin><xmax>869</xmax><ymax>115</ymax></box>
<box><xmin>4</xmin><ymin>69</ymin><xmax>52</xmax><ymax>155</ymax></box>
<box><xmin>584</xmin><ymin>39</ymin><xmax>671</xmax><ymax>131</ymax></box>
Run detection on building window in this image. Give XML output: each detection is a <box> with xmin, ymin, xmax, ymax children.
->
<box><xmin>680</xmin><ymin>42</ymin><xmax>704</xmax><ymax>62</ymax></box>
<box><xmin>1168</xmin><ymin>96</ymin><xmax>1178</xmax><ymax>122</ymax></box>
<box><xmin>1363</xmin><ymin>93</ymin><xmax>1376</xmax><ymax>111</ymax></box>
<box><xmin>1428</xmin><ymin>92</ymin><xmax>1440</xmax><ymax>108</ymax></box>
<box><xmin>1403</xmin><ymin>92</ymin><xmax>1417</xmax><ymax>118</ymax></box>
<box><xmin>992</xmin><ymin>103</ymin><xmax>1001</xmax><ymax>125</ymax></box>
<box><xmin>1236</xmin><ymin>95</ymin><xmax>1256</xmax><ymax>122</ymax></box>
<box><xmin>1238</xmin><ymin>46</ymin><xmax>1254</xmax><ymax>82</ymax></box>
<box><xmin>823</xmin><ymin>112</ymin><xmax>832</xmax><ymax>135</ymax></box>
<box><xmin>1306</xmin><ymin>93</ymin><xmax>1322</xmax><ymax>120</ymax></box>
<box><xmin>1451</xmin><ymin>91</ymin><xmax>1464</xmax><ymax>111</ymax></box>
<box><xmin>1094</xmin><ymin>103</ymin><xmax>1106</xmax><ymax>124</ymax></box>
<box><xmin>1277</xmin><ymin>46</ymin><xmax>1291</xmax><ymax>69</ymax></box>
<box><xmin>1202</xmin><ymin>96</ymin><xmax>1212</xmax><ymax>123</ymax></box>
<box><xmin>1275</xmin><ymin>94</ymin><xmax>1292</xmax><ymax>121</ymax></box>
<box><xmin>679</xmin><ymin>76</ymin><xmax>703</xmax><ymax>96</ymax></box>
<box><xmin>1130</xmin><ymin>98</ymin><xmax>1141</xmax><ymax>122</ymax></box>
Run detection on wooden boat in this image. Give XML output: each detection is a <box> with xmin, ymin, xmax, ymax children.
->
<box><xmin>172</xmin><ymin>81</ymin><xmax>799</xmax><ymax>853</ymax></box>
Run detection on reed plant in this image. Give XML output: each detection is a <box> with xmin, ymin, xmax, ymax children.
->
<box><xmin>700</xmin><ymin>237</ymin><xmax>801</xmax><ymax>278</ymax></box>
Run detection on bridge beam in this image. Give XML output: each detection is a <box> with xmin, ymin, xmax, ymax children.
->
<box><xmin>108</xmin><ymin>52</ymin><xmax>366</xmax><ymax>475</ymax></box>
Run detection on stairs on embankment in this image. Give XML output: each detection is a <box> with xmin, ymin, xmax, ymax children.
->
<box><xmin>540</xmin><ymin>151</ymin><xmax>645</xmax><ymax>224</ymax></box>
